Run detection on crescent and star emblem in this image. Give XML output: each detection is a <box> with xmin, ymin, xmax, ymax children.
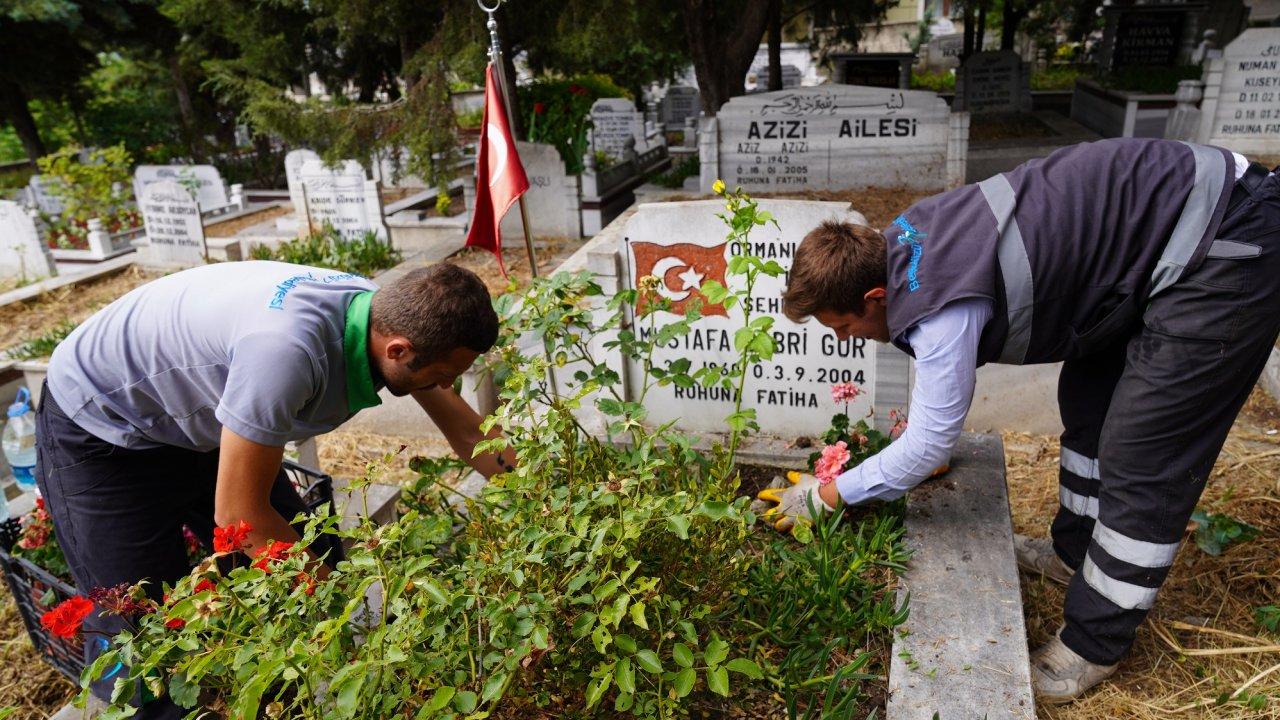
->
<box><xmin>487</xmin><ymin>123</ymin><xmax>508</xmax><ymax>187</ymax></box>
<box><xmin>651</xmin><ymin>257</ymin><xmax>706</xmax><ymax>301</ymax></box>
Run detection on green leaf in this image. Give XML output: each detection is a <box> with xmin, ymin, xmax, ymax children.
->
<box><xmin>697</xmin><ymin>501</ymin><xmax>731</xmax><ymax>520</ymax></box>
<box><xmin>673</xmin><ymin>668</ymin><xmax>696</xmax><ymax>698</ymax></box>
<box><xmin>168</xmin><ymin>672</ymin><xmax>200</xmax><ymax>709</ymax></box>
<box><xmin>615</xmin><ymin>634</ymin><xmax>638</xmax><ymax>654</ymax></box>
<box><xmin>792</xmin><ymin>520</ymin><xmax>814</xmax><ymax>545</ymax></box>
<box><xmin>704</xmin><ymin>638</ymin><xmax>729</xmax><ymax>667</ymax></box>
<box><xmin>572</xmin><ymin>612</ymin><xmax>596</xmax><ymax>638</ymax></box>
<box><xmin>634</xmin><ymin>650</ymin><xmax>663</xmax><ymax>674</ymax></box>
<box><xmin>630</xmin><ymin>600</ymin><xmax>648</xmax><ymax>630</ymax></box>
<box><xmin>481</xmin><ymin>672</ymin><xmax>507</xmax><ymax>703</ymax></box>
<box><xmin>725</xmin><ymin>658</ymin><xmax>763</xmax><ymax>679</ymax></box>
<box><xmin>531</xmin><ymin>624</ymin><xmax>550</xmax><ymax>649</ymax></box>
<box><xmin>598</xmin><ymin>398</ymin><xmax>625</xmax><ymax>416</ymax></box>
<box><xmin>615</xmin><ymin>657</ymin><xmax>635</xmax><ymax>694</ymax></box>
<box><xmin>666</xmin><ymin>515</ymin><xmax>690</xmax><ymax>540</ymax></box>
<box><xmin>453</xmin><ymin>691</ymin><xmax>478</xmax><ymax>713</ymax></box>
<box><xmin>420</xmin><ymin>579</ymin><xmax>450</xmax><ymax>606</ymax></box>
<box><xmin>614</xmin><ymin>691</ymin><xmax>634</xmax><ymax>712</ymax></box>
<box><xmin>423</xmin><ymin>687</ymin><xmax>456</xmax><ymax>714</ymax></box>
<box><xmin>592</xmin><ymin>624</ymin><xmax>612</xmax><ymax>654</ymax></box>
<box><xmin>331</xmin><ymin>661</ymin><xmax>367</xmax><ymax>717</ymax></box>
<box><xmin>707</xmin><ymin>665</ymin><xmax>730</xmax><ymax>696</ymax></box>
<box><xmin>585</xmin><ymin>675</ymin><xmax>611</xmax><ymax>709</ymax></box>
<box><xmin>673</xmin><ymin>643</ymin><xmax>694</xmax><ymax>668</ymax></box>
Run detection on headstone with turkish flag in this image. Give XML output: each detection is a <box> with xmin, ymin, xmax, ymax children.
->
<box><xmin>465</xmin><ymin>64</ymin><xmax>530</xmax><ymax>276</ymax></box>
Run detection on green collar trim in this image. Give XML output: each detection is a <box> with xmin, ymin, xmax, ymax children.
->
<box><xmin>343</xmin><ymin>291</ymin><xmax>382</xmax><ymax>414</ymax></box>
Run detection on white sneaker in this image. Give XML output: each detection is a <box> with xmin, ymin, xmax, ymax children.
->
<box><xmin>1014</xmin><ymin>534</ymin><xmax>1075</xmax><ymax>586</ymax></box>
<box><xmin>1030</xmin><ymin>629</ymin><xmax>1118</xmax><ymax>703</ymax></box>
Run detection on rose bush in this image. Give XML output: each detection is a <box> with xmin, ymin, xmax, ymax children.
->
<box><xmin>81</xmin><ymin>187</ymin><xmax>909</xmax><ymax>719</ymax></box>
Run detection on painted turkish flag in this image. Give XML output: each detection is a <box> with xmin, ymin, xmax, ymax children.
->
<box><xmin>464</xmin><ymin>64</ymin><xmax>529</xmax><ymax>276</ymax></box>
<box><xmin>630</xmin><ymin>241</ymin><xmax>729</xmax><ymax>317</ymax></box>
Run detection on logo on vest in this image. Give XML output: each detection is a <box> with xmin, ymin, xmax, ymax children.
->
<box><xmin>629</xmin><ymin>242</ymin><xmax>729</xmax><ymax>317</ymax></box>
<box><xmin>892</xmin><ymin>215</ymin><xmax>926</xmax><ymax>293</ymax></box>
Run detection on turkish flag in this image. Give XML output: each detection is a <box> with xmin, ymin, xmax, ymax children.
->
<box><xmin>629</xmin><ymin>241</ymin><xmax>729</xmax><ymax>317</ymax></box>
<box><xmin>464</xmin><ymin>64</ymin><xmax>529</xmax><ymax>277</ymax></box>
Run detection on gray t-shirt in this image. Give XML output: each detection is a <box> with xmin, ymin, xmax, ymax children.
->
<box><xmin>47</xmin><ymin>261</ymin><xmax>379</xmax><ymax>451</ymax></box>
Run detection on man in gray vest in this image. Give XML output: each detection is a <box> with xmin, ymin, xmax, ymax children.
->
<box><xmin>767</xmin><ymin>138</ymin><xmax>1279</xmax><ymax>702</ymax></box>
<box><xmin>37</xmin><ymin>261</ymin><xmax>513</xmax><ymax>716</ymax></box>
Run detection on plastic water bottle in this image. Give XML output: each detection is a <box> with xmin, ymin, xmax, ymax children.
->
<box><xmin>2</xmin><ymin>387</ymin><xmax>38</xmax><ymax>492</ymax></box>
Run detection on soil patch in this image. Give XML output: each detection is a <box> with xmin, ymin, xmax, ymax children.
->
<box><xmin>1007</xmin><ymin>385</ymin><xmax>1280</xmax><ymax>719</ymax></box>
<box><xmin>0</xmin><ymin>266</ymin><xmax>161</xmax><ymax>356</ymax></box>
<box><xmin>969</xmin><ymin>113</ymin><xmax>1058</xmax><ymax>142</ymax></box>
<box><xmin>203</xmin><ymin>205</ymin><xmax>291</xmax><ymax>238</ymax></box>
<box><xmin>443</xmin><ymin>237</ymin><xmax>584</xmax><ymax>296</ymax></box>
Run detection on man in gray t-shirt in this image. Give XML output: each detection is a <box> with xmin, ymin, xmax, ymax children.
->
<box><xmin>37</xmin><ymin>260</ymin><xmax>511</xmax><ymax>716</ymax></box>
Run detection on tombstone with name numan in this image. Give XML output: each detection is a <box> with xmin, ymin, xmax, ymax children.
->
<box><xmin>661</xmin><ymin>86</ymin><xmax>701</xmax><ymax>126</ymax></box>
<box><xmin>956</xmin><ymin>50</ymin><xmax>1032</xmax><ymax>114</ymax></box>
<box><xmin>590</xmin><ymin>98</ymin><xmax>645</xmax><ymax>160</ymax></box>
<box><xmin>139</xmin><ymin>180</ymin><xmax>207</xmax><ymax>268</ymax></box>
<box><xmin>0</xmin><ymin>201</ymin><xmax>57</xmax><ymax>283</ymax></box>
<box><xmin>1195</xmin><ymin>28</ymin><xmax>1280</xmax><ymax>157</ymax></box>
<box><xmin>133</xmin><ymin>165</ymin><xmax>230</xmax><ymax>213</ymax></box>
<box><xmin>621</xmin><ymin>199</ymin><xmax>911</xmax><ymax>438</ymax></box>
<box><xmin>297</xmin><ymin>159</ymin><xmax>389</xmax><ymax>241</ymax></box>
<box><xmin>699</xmin><ymin>85</ymin><xmax>961</xmax><ymax>193</ymax></box>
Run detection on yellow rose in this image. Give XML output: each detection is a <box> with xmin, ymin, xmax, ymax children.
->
<box><xmin>712</xmin><ymin>179</ymin><xmax>726</xmax><ymax>195</ymax></box>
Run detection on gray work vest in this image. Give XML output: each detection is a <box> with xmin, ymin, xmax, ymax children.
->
<box><xmin>884</xmin><ymin>139</ymin><xmax>1235</xmax><ymax>364</ymax></box>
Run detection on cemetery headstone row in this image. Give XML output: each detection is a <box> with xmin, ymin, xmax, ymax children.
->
<box><xmin>298</xmin><ymin>160</ymin><xmax>389</xmax><ymax>241</ymax></box>
<box><xmin>661</xmin><ymin>86</ymin><xmax>701</xmax><ymax>126</ymax></box>
<box><xmin>0</xmin><ymin>201</ymin><xmax>57</xmax><ymax>284</ymax></box>
<box><xmin>590</xmin><ymin>98</ymin><xmax>646</xmax><ymax>160</ymax></box>
<box><xmin>956</xmin><ymin>51</ymin><xmax>1033</xmax><ymax>115</ymax></box>
<box><xmin>133</xmin><ymin>165</ymin><xmax>230</xmax><ymax>213</ymax></box>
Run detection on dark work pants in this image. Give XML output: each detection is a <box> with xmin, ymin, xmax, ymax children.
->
<box><xmin>33</xmin><ymin>383</ymin><xmax>327</xmax><ymax>717</ymax></box>
<box><xmin>1051</xmin><ymin>168</ymin><xmax>1280</xmax><ymax>665</ymax></box>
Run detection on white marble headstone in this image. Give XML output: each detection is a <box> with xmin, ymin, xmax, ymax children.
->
<box><xmin>661</xmin><ymin>86</ymin><xmax>701</xmax><ymax>126</ymax></box>
<box><xmin>622</xmin><ymin>199</ymin><xmax>910</xmax><ymax>438</ymax></box>
<box><xmin>0</xmin><ymin>201</ymin><xmax>57</xmax><ymax>283</ymax></box>
<box><xmin>139</xmin><ymin>180</ymin><xmax>206</xmax><ymax>267</ymax></box>
<box><xmin>24</xmin><ymin>175</ymin><xmax>65</xmax><ymax>216</ymax></box>
<box><xmin>133</xmin><ymin>165</ymin><xmax>229</xmax><ymax>213</ymax></box>
<box><xmin>298</xmin><ymin>160</ymin><xmax>387</xmax><ymax>241</ymax></box>
<box><xmin>590</xmin><ymin>98</ymin><xmax>645</xmax><ymax>159</ymax></box>
<box><xmin>501</xmin><ymin>141</ymin><xmax>579</xmax><ymax>239</ymax></box>
<box><xmin>1200</xmin><ymin>28</ymin><xmax>1280</xmax><ymax>156</ymax></box>
<box><xmin>284</xmin><ymin>149</ymin><xmax>321</xmax><ymax>218</ymax></box>
<box><xmin>709</xmin><ymin>86</ymin><xmax>952</xmax><ymax>192</ymax></box>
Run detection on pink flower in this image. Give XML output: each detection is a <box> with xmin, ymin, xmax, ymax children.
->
<box><xmin>889</xmin><ymin>409</ymin><xmax>908</xmax><ymax>440</ymax></box>
<box><xmin>830</xmin><ymin>383</ymin><xmax>861</xmax><ymax>404</ymax></box>
<box><xmin>814</xmin><ymin>441</ymin><xmax>851</xmax><ymax>485</ymax></box>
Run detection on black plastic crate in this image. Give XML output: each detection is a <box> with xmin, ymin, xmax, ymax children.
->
<box><xmin>0</xmin><ymin>459</ymin><xmax>339</xmax><ymax>682</ymax></box>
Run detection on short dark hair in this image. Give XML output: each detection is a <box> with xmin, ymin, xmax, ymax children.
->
<box><xmin>781</xmin><ymin>221</ymin><xmax>888</xmax><ymax>322</ymax></box>
<box><xmin>370</xmin><ymin>264</ymin><xmax>498</xmax><ymax>368</ymax></box>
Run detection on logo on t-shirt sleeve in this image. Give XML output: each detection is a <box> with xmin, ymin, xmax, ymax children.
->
<box><xmin>892</xmin><ymin>215</ymin><xmax>927</xmax><ymax>293</ymax></box>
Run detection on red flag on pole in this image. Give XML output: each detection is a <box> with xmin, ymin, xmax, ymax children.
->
<box><xmin>464</xmin><ymin>63</ymin><xmax>529</xmax><ymax>277</ymax></box>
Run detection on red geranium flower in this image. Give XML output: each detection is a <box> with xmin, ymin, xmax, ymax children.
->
<box><xmin>252</xmin><ymin>540</ymin><xmax>294</xmax><ymax>572</ymax></box>
<box><xmin>166</xmin><ymin>617</ymin><xmax>186</xmax><ymax>630</ymax></box>
<box><xmin>569</xmin><ymin>84</ymin><xmax>587</xmax><ymax>96</ymax></box>
<box><xmin>194</xmin><ymin>579</ymin><xmax>216</xmax><ymax>594</ymax></box>
<box><xmin>213</xmin><ymin>520</ymin><xmax>252</xmax><ymax>553</ymax></box>
<box><xmin>40</xmin><ymin>596</ymin><xmax>95</xmax><ymax>639</ymax></box>
<box><xmin>533</xmin><ymin>102</ymin><xmax>546</xmax><ymax>115</ymax></box>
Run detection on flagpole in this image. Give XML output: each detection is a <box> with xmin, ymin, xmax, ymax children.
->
<box><xmin>480</xmin><ymin>0</ymin><xmax>539</xmax><ymax>279</ymax></box>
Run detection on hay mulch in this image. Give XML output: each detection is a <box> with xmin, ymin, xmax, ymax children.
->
<box><xmin>316</xmin><ymin>429</ymin><xmax>454</xmax><ymax>487</ymax></box>
<box><xmin>1006</xmin><ymin>386</ymin><xmax>1280</xmax><ymax>719</ymax></box>
<box><xmin>443</xmin><ymin>237</ymin><xmax>584</xmax><ymax>297</ymax></box>
<box><xmin>0</xmin><ymin>266</ymin><xmax>160</xmax><ymax>355</ymax></box>
<box><xmin>0</xmin><ymin>587</ymin><xmax>76</xmax><ymax>718</ymax></box>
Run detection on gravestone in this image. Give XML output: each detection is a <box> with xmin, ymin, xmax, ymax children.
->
<box><xmin>1196</xmin><ymin>28</ymin><xmax>1280</xmax><ymax>156</ymax></box>
<box><xmin>1099</xmin><ymin>4</ymin><xmax>1204</xmax><ymax>71</ymax></box>
<box><xmin>133</xmin><ymin>165</ymin><xmax>230</xmax><ymax>213</ymax></box>
<box><xmin>0</xmin><ymin>201</ymin><xmax>57</xmax><ymax>283</ymax></box>
<box><xmin>500</xmin><ymin>141</ymin><xmax>580</xmax><ymax>239</ymax></box>
<box><xmin>748</xmin><ymin>64</ymin><xmax>803</xmax><ymax>91</ymax></box>
<box><xmin>285</xmin><ymin>149</ymin><xmax>322</xmax><ymax>218</ymax></box>
<box><xmin>956</xmin><ymin>51</ymin><xmax>1032</xmax><ymax>114</ymax></box>
<box><xmin>621</xmin><ymin>199</ymin><xmax>911</xmax><ymax>438</ymax></box>
<box><xmin>24</xmin><ymin>175</ymin><xmax>65</xmax><ymax>216</ymax></box>
<box><xmin>298</xmin><ymin>159</ymin><xmax>388</xmax><ymax>241</ymax></box>
<box><xmin>925</xmin><ymin>34</ymin><xmax>964</xmax><ymax>71</ymax></box>
<box><xmin>138</xmin><ymin>180</ymin><xmax>206</xmax><ymax>268</ymax></box>
<box><xmin>700</xmin><ymin>85</ymin><xmax>957</xmax><ymax>193</ymax></box>
<box><xmin>590</xmin><ymin>98</ymin><xmax>645</xmax><ymax>160</ymax></box>
<box><xmin>829</xmin><ymin>53</ymin><xmax>915</xmax><ymax>89</ymax></box>
<box><xmin>661</xmin><ymin>86</ymin><xmax>701</xmax><ymax>126</ymax></box>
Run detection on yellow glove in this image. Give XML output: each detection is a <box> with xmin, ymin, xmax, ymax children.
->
<box><xmin>757</xmin><ymin>471</ymin><xmax>835</xmax><ymax>533</ymax></box>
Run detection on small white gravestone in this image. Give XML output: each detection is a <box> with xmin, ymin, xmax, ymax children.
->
<box><xmin>501</xmin><ymin>141</ymin><xmax>580</xmax><ymax>239</ymax></box>
<box><xmin>284</xmin><ymin>149</ymin><xmax>321</xmax><ymax>220</ymax></box>
<box><xmin>1196</xmin><ymin>28</ymin><xmax>1280</xmax><ymax>156</ymax></box>
<box><xmin>24</xmin><ymin>175</ymin><xmax>65</xmax><ymax>216</ymax></box>
<box><xmin>139</xmin><ymin>180</ymin><xmax>206</xmax><ymax>268</ymax></box>
<box><xmin>956</xmin><ymin>51</ymin><xmax>1032</xmax><ymax>114</ymax></box>
<box><xmin>622</xmin><ymin>199</ymin><xmax>911</xmax><ymax>438</ymax></box>
<box><xmin>701</xmin><ymin>85</ymin><xmax>957</xmax><ymax>193</ymax></box>
<box><xmin>298</xmin><ymin>159</ymin><xmax>388</xmax><ymax>241</ymax></box>
<box><xmin>661</xmin><ymin>86</ymin><xmax>701</xmax><ymax>126</ymax></box>
<box><xmin>133</xmin><ymin>165</ymin><xmax>230</xmax><ymax>213</ymax></box>
<box><xmin>0</xmin><ymin>201</ymin><xmax>57</xmax><ymax>283</ymax></box>
<box><xmin>590</xmin><ymin>98</ymin><xmax>645</xmax><ymax>160</ymax></box>
<box><xmin>925</xmin><ymin>34</ymin><xmax>964</xmax><ymax>71</ymax></box>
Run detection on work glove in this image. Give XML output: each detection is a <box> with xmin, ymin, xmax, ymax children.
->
<box><xmin>757</xmin><ymin>471</ymin><xmax>836</xmax><ymax>532</ymax></box>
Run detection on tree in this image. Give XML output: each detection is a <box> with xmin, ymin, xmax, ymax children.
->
<box><xmin>681</xmin><ymin>0</ymin><xmax>773</xmax><ymax>115</ymax></box>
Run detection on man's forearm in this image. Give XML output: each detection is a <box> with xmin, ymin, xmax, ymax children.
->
<box><xmin>412</xmin><ymin>386</ymin><xmax>517</xmax><ymax>478</ymax></box>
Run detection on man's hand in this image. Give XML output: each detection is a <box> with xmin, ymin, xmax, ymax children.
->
<box><xmin>757</xmin><ymin>471</ymin><xmax>838</xmax><ymax>532</ymax></box>
<box><xmin>412</xmin><ymin>386</ymin><xmax>517</xmax><ymax>478</ymax></box>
